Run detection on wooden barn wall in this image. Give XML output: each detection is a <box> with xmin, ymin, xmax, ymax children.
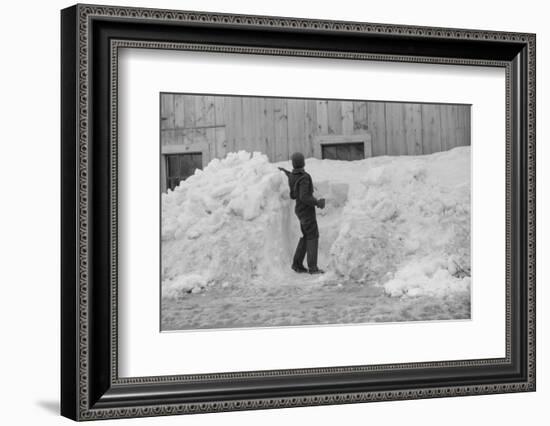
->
<box><xmin>160</xmin><ymin>94</ymin><xmax>471</xmax><ymax>163</ymax></box>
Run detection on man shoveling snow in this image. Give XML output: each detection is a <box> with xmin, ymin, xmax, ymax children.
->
<box><xmin>279</xmin><ymin>152</ymin><xmax>326</xmax><ymax>275</ymax></box>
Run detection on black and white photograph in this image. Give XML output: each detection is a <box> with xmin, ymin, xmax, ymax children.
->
<box><xmin>160</xmin><ymin>93</ymin><xmax>472</xmax><ymax>331</ymax></box>
<box><xmin>54</xmin><ymin>1</ymin><xmax>537</xmax><ymax>422</ymax></box>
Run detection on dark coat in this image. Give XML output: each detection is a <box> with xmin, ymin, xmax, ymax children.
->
<box><xmin>288</xmin><ymin>168</ymin><xmax>319</xmax><ymax>239</ymax></box>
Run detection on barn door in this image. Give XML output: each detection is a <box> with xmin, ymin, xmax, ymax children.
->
<box><xmin>165</xmin><ymin>153</ymin><xmax>203</xmax><ymax>191</ymax></box>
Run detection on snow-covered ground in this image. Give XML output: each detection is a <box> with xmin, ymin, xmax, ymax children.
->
<box><xmin>161</xmin><ymin>148</ymin><xmax>471</xmax><ymax>330</ymax></box>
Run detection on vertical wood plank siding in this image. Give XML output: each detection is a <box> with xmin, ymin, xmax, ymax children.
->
<box><xmin>287</xmin><ymin>99</ymin><xmax>306</xmax><ymax>156</ymax></box>
<box><xmin>421</xmin><ymin>104</ymin><xmax>443</xmax><ymax>154</ymax></box>
<box><xmin>404</xmin><ymin>104</ymin><xmax>423</xmax><ymax>155</ymax></box>
<box><xmin>160</xmin><ymin>94</ymin><xmax>471</xmax><ymax>161</ymax></box>
<box><xmin>304</xmin><ymin>100</ymin><xmax>317</xmax><ymax>158</ymax></box>
<box><xmin>367</xmin><ymin>102</ymin><xmax>387</xmax><ymax>156</ymax></box>
<box><xmin>385</xmin><ymin>103</ymin><xmax>406</xmax><ymax>155</ymax></box>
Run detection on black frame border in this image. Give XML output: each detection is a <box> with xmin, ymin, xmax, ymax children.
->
<box><xmin>61</xmin><ymin>4</ymin><xmax>536</xmax><ymax>421</ymax></box>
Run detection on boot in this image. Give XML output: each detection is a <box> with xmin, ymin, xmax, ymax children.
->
<box><xmin>291</xmin><ymin>238</ymin><xmax>307</xmax><ymax>273</ymax></box>
<box><xmin>306</xmin><ymin>238</ymin><xmax>324</xmax><ymax>274</ymax></box>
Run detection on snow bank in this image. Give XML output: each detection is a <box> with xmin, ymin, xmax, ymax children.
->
<box><xmin>327</xmin><ymin>148</ymin><xmax>471</xmax><ymax>297</ymax></box>
<box><xmin>161</xmin><ymin>151</ymin><xmax>293</xmax><ymax>298</ymax></box>
<box><xmin>383</xmin><ymin>256</ymin><xmax>471</xmax><ymax>297</ymax></box>
<box><xmin>162</xmin><ymin>147</ymin><xmax>471</xmax><ymax>299</ymax></box>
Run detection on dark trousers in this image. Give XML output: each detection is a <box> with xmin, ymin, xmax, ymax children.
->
<box><xmin>292</xmin><ymin>216</ymin><xmax>320</xmax><ymax>269</ymax></box>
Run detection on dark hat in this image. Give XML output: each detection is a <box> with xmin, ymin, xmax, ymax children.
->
<box><xmin>291</xmin><ymin>152</ymin><xmax>305</xmax><ymax>169</ymax></box>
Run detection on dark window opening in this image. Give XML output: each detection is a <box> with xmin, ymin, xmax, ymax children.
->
<box><xmin>165</xmin><ymin>153</ymin><xmax>202</xmax><ymax>191</ymax></box>
<box><xmin>321</xmin><ymin>142</ymin><xmax>365</xmax><ymax>161</ymax></box>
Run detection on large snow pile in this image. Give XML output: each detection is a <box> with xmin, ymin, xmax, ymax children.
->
<box><xmin>161</xmin><ymin>152</ymin><xmax>293</xmax><ymax>295</ymax></box>
<box><xmin>327</xmin><ymin>149</ymin><xmax>471</xmax><ymax>297</ymax></box>
<box><xmin>162</xmin><ymin>147</ymin><xmax>471</xmax><ymax>299</ymax></box>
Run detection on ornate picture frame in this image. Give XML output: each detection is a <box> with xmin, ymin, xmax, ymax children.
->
<box><xmin>61</xmin><ymin>4</ymin><xmax>535</xmax><ymax>421</ymax></box>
